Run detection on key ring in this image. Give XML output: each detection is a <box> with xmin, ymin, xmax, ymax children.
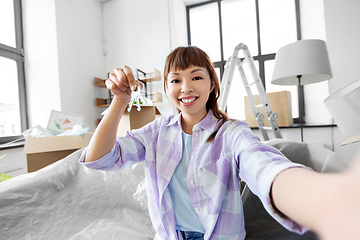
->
<box><xmin>128</xmin><ymin>83</ymin><xmax>145</xmax><ymax>112</ymax></box>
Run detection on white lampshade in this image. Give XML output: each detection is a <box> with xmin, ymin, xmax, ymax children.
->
<box><xmin>271</xmin><ymin>39</ymin><xmax>332</xmax><ymax>85</ymax></box>
<box><xmin>324</xmin><ymin>79</ymin><xmax>360</xmax><ymax>137</ymax></box>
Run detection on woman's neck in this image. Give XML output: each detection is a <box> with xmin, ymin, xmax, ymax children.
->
<box><xmin>181</xmin><ymin>111</ymin><xmax>207</xmax><ymax>134</ymax></box>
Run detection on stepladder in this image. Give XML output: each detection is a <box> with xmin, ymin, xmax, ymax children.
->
<box><xmin>218</xmin><ymin>43</ymin><xmax>282</xmax><ymax>141</ymax></box>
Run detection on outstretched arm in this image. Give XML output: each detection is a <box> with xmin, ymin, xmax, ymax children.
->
<box><xmin>271</xmin><ymin>153</ymin><xmax>360</xmax><ymax>240</ymax></box>
<box><xmin>85</xmin><ymin>66</ymin><xmax>138</xmax><ymax>162</ymax></box>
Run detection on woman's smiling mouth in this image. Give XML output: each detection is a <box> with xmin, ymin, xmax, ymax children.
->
<box><xmin>179</xmin><ymin>97</ymin><xmax>199</xmax><ymax>105</ymax></box>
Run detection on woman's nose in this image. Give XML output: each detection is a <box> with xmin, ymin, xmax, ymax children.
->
<box><xmin>181</xmin><ymin>80</ymin><xmax>193</xmax><ymax>93</ymax></box>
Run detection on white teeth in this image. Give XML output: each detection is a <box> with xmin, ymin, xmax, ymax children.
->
<box><xmin>182</xmin><ymin>98</ymin><xmax>196</xmax><ymax>103</ymax></box>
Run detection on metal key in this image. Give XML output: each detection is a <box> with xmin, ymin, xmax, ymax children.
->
<box><xmin>128</xmin><ymin>85</ymin><xmax>145</xmax><ymax>112</ymax></box>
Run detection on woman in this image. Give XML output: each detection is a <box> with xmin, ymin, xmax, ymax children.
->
<box><xmin>81</xmin><ymin>46</ymin><xmax>360</xmax><ymax>240</ymax></box>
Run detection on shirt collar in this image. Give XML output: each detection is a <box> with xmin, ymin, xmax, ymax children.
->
<box><xmin>167</xmin><ymin>109</ymin><xmax>219</xmax><ymax>133</ymax></box>
<box><xmin>167</xmin><ymin>112</ymin><xmax>181</xmax><ymax>127</ymax></box>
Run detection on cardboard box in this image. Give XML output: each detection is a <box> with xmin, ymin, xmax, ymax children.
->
<box><xmin>117</xmin><ymin>106</ymin><xmax>160</xmax><ymax>136</ymax></box>
<box><xmin>245</xmin><ymin>91</ymin><xmax>293</xmax><ymax>127</ymax></box>
<box><xmin>24</xmin><ymin>132</ymin><xmax>92</xmax><ymax>173</ymax></box>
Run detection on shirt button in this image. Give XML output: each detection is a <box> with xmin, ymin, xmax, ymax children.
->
<box><xmin>195</xmin><ymin>133</ymin><xmax>199</xmax><ymax>137</ymax></box>
<box><xmin>192</xmin><ymin>156</ymin><xmax>195</xmax><ymax>159</ymax></box>
<box><xmin>196</xmin><ymin>208</ymin><xmax>200</xmax><ymax>211</ymax></box>
<box><xmin>190</xmin><ymin>180</ymin><xmax>194</xmax><ymax>184</ymax></box>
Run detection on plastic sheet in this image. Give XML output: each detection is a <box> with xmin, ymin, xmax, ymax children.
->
<box><xmin>22</xmin><ymin>123</ymin><xmax>89</xmax><ymax>138</ymax></box>
<box><xmin>0</xmin><ymin>149</ymin><xmax>155</xmax><ymax>240</ymax></box>
<box><xmin>0</xmin><ymin>139</ymin><xmax>347</xmax><ymax>239</ymax></box>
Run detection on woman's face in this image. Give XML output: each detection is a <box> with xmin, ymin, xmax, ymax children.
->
<box><xmin>166</xmin><ymin>65</ymin><xmax>213</xmax><ymax>122</ymax></box>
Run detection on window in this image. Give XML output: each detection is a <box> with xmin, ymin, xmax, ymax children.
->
<box><xmin>0</xmin><ymin>0</ymin><xmax>27</xmax><ymax>145</ymax></box>
<box><xmin>187</xmin><ymin>0</ymin><xmax>301</xmax><ymax>121</ymax></box>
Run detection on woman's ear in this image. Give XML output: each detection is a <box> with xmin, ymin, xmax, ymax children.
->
<box><xmin>210</xmin><ymin>81</ymin><xmax>215</xmax><ymax>92</ymax></box>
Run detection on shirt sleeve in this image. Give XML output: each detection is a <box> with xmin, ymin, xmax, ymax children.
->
<box><xmin>78</xmin><ymin>124</ymin><xmax>150</xmax><ymax>171</ymax></box>
<box><xmin>231</xmin><ymin>121</ymin><xmax>311</xmax><ymax>234</ymax></box>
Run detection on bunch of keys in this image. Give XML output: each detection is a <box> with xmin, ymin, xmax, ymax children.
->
<box><xmin>127</xmin><ymin>83</ymin><xmax>146</xmax><ymax>112</ymax></box>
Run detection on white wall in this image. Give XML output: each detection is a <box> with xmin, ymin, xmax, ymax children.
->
<box><xmin>168</xmin><ymin>0</ymin><xmax>188</xmax><ymax>49</ymax></box>
<box><xmin>22</xmin><ymin>0</ymin><xmax>62</xmax><ymax>128</ymax></box>
<box><xmin>55</xmin><ymin>0</ymin><xmax>106</xmax><ymax>130</ymax></box>
<box><xmin>102</xmin><ymin>0</ymin><xmax>187</xmax><ymax>117</ymax></box>
<box><xmin>324</xmin><ymin>0</ymin><xmax>360</xmax><ymax>93</ymax></box>
<box><xmin>22</xmin><ymin>0</ymin><xmax>105</xmax><ymax>131</ymax></box>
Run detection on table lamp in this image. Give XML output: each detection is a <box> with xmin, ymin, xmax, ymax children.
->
<box><xmin>324</xmin><ymin>79</ymin><xmax>360</xmax><ymax>145</ymax></box>
<box><xmin>271</xmin><ymin>39</ymin><xmax>333</xmax><ymax>141</ymax></box>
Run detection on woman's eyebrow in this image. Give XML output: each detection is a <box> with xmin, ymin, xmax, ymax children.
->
<box><xmin>169</xmin><ymin>68</ymin><xmax>204</xmax><ymax>75</ymax></box>
<box><xmin>168</xmin><ymin>72</ymin><xmax>179</xmax><ymax>75</ymax></box>
<box><xmin>191</xmin><ymin>69</ymin><xmax>204</xmax><ymax>73</ymax></box>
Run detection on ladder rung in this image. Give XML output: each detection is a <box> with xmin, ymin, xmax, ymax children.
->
<box><xmin>247</xmin><ymin>82</ymin><xmax>255</xmax><ymax>87</ymax></box>
<box><xmin>255</xmin><ymin>104</ymin><xmax>263</xmax><ymax>108</ymax></box>
<box><xmin>261</xmin><ymin>127</ymin><xmax>273</xmax><ymax>131</ymax></box>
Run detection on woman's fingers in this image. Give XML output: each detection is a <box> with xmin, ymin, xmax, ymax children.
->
<box><xmin>114</xmin><ymin>68</ymin><xmax>129</xmax><ymax>88</ymax></box>
<box><xmin>137</xmin><ymin>80</ymin><xmax>144</xmax><ymax>90</ymax></box>
<box><xmin>105</xmin><ymin>78</ymin><xmax>121</xmax><ymax>95</ymax></box>
<box><xmin>105</xmin><ymin>65</ymin><xmax>140</xmax><ymax>99</ymax></box>
<box><xmin>113</xmin><ymin>66</ymin><xmax>138</xmax><ymax>91</ymax></box>
<box><xmin>123</xmin><ymin>65</ymin><xmax>137</xmax><ymax>91</ymax></box>
<box><xmin>108</xmin><ymin>72</ymin><xmax>128</xmax><ymax>91</ymax></box>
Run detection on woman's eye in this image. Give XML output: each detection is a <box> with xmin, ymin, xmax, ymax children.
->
<box><xmin>193</xmin><ymin>76</ymin><xmax>203</xmax><ymax>80</ymax></box>
<box><xmin>170</xmin><ymin>79</ymin><xmax>180</xmax><ymax>83</ymax></box>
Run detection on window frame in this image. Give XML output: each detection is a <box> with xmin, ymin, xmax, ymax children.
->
<box><xmin>186</xmin><ymin>0</ymin><xmax>303</xmax><ymax>122</ymax></box>
<box><xmin>0</xmin><ymin>0</ymin><xmax>28</xmax><ymax>145</ymax></box>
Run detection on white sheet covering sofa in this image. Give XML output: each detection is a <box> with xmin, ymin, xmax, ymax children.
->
<box><xmin>0</xmin><ymin>139</ymin><xmax>348</xmax><ymax>239</ymax></box>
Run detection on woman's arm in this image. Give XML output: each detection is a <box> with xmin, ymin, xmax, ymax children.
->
<box><xmin>85</xmin><ymin>66</ymin><xmax>138</xmax><ymax>163</ymax></box>
<box><xmin>271</xmin><ymin>154</ymin><xmax>360</xmax><ymax>239</ymax></box>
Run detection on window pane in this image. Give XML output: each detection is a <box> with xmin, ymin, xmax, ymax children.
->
<box><xmin>259</xmin><ymin>0</ymin><xmax>297</xmax><ymax>54</ymax></box>
<box><xmin>0</xmin><ymin>56</ymin><xmax>21</xmax><ymax>137</ymax></box>
<box><xmin>221</xmin><ymin>0</ymin><xmax>258</xmax><ymax>59</ymax></box>
<box><xmin>0</xmin><ymin>0</ymin><xmax>16</xmax><ymax>48</ymax></box>
<box><xmin>215</xmin><ymin>67</ymin><xmax>221</xmax><ymax>81</ymax></box>
<box><xmin>189</xmin><ymin>3</ymin><xmax>221</xmax><ymax>62</ymax></box>
<box><xmin>265</xmin><ymin>59</ymin><xmax>298</xmax><ymax>118</ymax></box>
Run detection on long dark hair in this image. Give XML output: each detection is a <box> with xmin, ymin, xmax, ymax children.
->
<box><xmin>163</xmin><ymin>46</ymin><xmax>229</xmax><ymax>142</ymax></box>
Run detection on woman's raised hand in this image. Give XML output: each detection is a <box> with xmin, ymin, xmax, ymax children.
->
<box><xmin>106</xmin><ymin>66</ymin><xmax>141</xmax><ymax>101</ymax></box>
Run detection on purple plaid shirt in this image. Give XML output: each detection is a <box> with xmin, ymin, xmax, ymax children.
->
<box><xmin>80</xmin><ymin>110</ymin><xmax>306</xmax><ymax>240</ymax></box>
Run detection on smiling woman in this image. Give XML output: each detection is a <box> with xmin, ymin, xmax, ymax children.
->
<box><xmin>163</xmin><ymin>46</ymin><xmax>228</xmax><ymax>140</ymax></box>
<box><xmin>166</xmin><ymin>66</ymin><xmax>212</xmax><ymax>133</ymax></box>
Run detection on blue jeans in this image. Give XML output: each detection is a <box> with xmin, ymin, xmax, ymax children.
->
<box><xmin>180</xmin><ymin>231</ymin><xmax>204</xmax><ymax>240</ymax></box>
